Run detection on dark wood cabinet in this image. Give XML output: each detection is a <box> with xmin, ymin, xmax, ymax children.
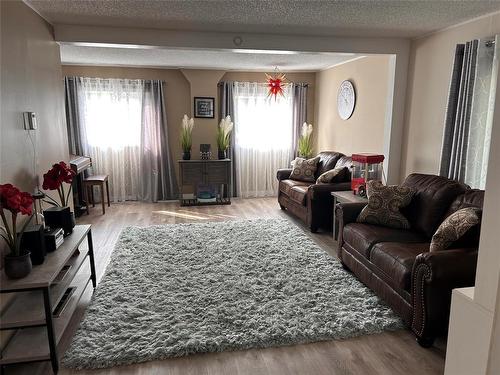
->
<box><xmin>179</xmin><ymin>159</ymin><xmax>232</xmax><ymax>206</ymax></box>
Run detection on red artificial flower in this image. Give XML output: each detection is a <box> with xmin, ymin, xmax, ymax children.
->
<box><xmin>19</xmin><ymin>192</ymin><xmax>33</xmax><ymax>216</ymax></box>
<box><xmin>42</xmin><ymin>161</ymin><xmax>75</xmax><ymax>190</ymax></box>
<box><xmin>0</xmin><ymin>183</ymin><xmax>32</xmax><ymax>215</ymax></box>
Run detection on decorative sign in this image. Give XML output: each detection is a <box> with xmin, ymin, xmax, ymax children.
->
<box><xmin>194</xmin><ymin>97</ymin><xmax>215</xmax><ymax>118</ymax></box>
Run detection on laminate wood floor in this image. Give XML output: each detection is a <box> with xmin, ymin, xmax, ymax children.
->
<box><xmin>5</xmin><ymin>198</ymin><xmax>446</xmax><ymax>375</ymax></box>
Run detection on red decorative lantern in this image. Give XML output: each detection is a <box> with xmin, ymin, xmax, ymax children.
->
<box><xmin>266</xmin><ymin>69</ymin><xmax>287</xmax><ymax>100</ymax></box>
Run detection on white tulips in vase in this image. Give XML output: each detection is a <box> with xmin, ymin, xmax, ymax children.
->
<box><xmin>298</xmin><ymin>122</ymin><xmax>314</xmax><ymax>158</ymax></box>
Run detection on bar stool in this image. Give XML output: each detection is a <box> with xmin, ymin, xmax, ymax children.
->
<box><xmin>83</xmin><ymin>175</ymin><xmax>110</xmax><ymax>215</ymax></box>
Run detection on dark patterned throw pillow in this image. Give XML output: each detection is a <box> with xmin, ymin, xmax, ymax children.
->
<box><xmin>316</xmin><ymin>167</ymin><xmax>346</xmax><ymax>184</ymax></box>
<box><xmin>357</xmin><ymin>180</ymin><xmax>415</xmax><ymax>229</ymax></box>
<box><xmin>290</xmin><ymin>157</ymin><xmax>320</xmax><ymax>182</ymax></box>
<box><xmin>429</xmin><ymin>207</ymin><xmax>481</xmax><ymax>252</ymax></box>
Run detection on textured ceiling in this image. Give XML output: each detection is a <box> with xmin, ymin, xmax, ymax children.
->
<box><xmin>27</xmin><ymin>0</ymin><xmax>500</xmax><ymax>38</ymax></box>
<box><xmin>60</xmin><ymin>44</ymin><xmax>363</xmax><ymax>71</ymax></box>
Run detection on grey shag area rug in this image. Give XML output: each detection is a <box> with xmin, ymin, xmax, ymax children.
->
<box><xmin>63</xmin><ymin>218</ymin><xmax>403</xmax><ymax>369</ymax></box>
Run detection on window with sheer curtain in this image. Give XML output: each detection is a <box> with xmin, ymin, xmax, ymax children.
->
<box><xmin>233</xmin><ymin>82</ymin><xmax>294</xmax><ymax>198</ymax></box>
<box><xmin>66</xmin><ymin>77</ymin><xmax>178</xmax><ymax>202</ymax></box>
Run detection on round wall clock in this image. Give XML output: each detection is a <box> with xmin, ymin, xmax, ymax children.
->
<box><xmin>337</xmin><ymin>80</ymin><xmax>356</xmax><ymax>120</ymax></box>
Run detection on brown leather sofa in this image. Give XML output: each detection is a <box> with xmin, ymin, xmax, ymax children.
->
<box><xmin>336</xmin><ymin>173</ymin><xmax>483</xmax><ymax>347</ymax></box>
<box><xmin>277</xmin><ymin>151</ymin><xmax>352</xmax><ymax>232</ymax></box>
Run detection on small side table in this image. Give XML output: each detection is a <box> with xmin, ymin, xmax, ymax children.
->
<box><xmin>331</xmin><ymin>191</ymin><xmax>368</xmax><ymax>240</ymax></box>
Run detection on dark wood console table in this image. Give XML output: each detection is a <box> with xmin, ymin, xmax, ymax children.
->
<box><xmin>179</xmin><ymin>159</ymin><xmax>232</xmax><ymax>206</ymax></box>
<box><xmin>0</xmin><ymin>225</ymin><xmax>96</xmax><ymax>374</ymax></box>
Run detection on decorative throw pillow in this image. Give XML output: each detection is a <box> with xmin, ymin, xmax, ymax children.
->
<box><xmin>429</xmin><ymin>207</ymin><xmax>481</xmax><ymax>252</ymax></box>
<box><xmin>290</xmin><ymin>157</ymin><xmax>320</xmax><ymax>182</ymax></box>
<box><xmin>357</xmin><ymin>180</ymin><xmax>415</xmax><ymax>229</ymax></box>
<box><xmin>316</xmin><ymin>167</ymin><xmax>346</xmax><ymax>184</ymax></box>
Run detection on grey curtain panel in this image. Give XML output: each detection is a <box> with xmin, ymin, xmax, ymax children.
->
<box><xmin>140</xmin><ymin>80</ymin><xmax>178</xmax><ymax>202</ymax></box>
<box><xmin>218</xmin><ymin>81</ymin><xmax>237</xmax><ymax>197</ymax></box>
<box><xmin>440</xmin><ymin>40</ymin><xmax>479</xmax><ymax>182</ymax></box>
<box><xmin>292</xmin><ymin>83</ymin><xmax>308</xmax><ymax>159</ymax></box>
<box><xmin>64</xmin><ymin>77</ymin><xmax>85</xmax><ymax>155</ymax></box>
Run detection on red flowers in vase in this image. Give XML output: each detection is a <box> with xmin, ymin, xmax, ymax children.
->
<box><xmin>42</xmin><ymin>161</ymin><xmax>76</xmax><ymax>207</ymax></box>
<box><xmin>0</xmin><ymin>184</ymin><xmax>34</xmax><ymax>256</ymax></box>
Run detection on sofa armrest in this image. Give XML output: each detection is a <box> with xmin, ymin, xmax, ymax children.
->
<box><xmin>335</xmin><ymin>202</ymin><xmax>367</xmax><ymax>257</ymax></box>
<box><xmin>335</xmin><ymin>202</ymin><xmax>367</xmax><ymax>226</ymax></box>
<box><xmin>307</xmin><ymin>182</ymin><xmax>352</xmax><ymax>200</ymax></box>
<box><xmin>411</xmin><ymin>248</ymin><xmax>478</xmax><ymax>341</ymax></box>
<box><xmin>277</xmin><ymin>169</ymin><xmax>292</xmax><ymax>181</ymax></box>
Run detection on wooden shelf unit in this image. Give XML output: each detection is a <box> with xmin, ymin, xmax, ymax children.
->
<box><xmin>179</xmin><ymin>159</ymin><xmax>232</xmax><ymax>206</ymax></box>
<box><xmin>0</xmin><ymin>224</ymin><xmax>96</xmax><ymax>374</ymax></box>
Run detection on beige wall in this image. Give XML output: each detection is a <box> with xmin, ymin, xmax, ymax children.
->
<box><xmin>0</xmin><ymin>1</ymin><xmax>69</xmax><ymax>193</ymax></box>
<box><xmin>401</xmin><ymin>12</ymin><xmax>500</xmax><ymax>179</ymax></box>
<box><xmin>314</xmin><ymin>56</ymin><xmax>391</xmax><ymax>157</ymax></box>
<box><xmin>181</xmin><ymin>69</ymin><xmax>226</xmax><ymax>157</ymax></box>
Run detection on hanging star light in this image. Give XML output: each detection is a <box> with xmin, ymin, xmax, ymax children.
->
<box><xmin>266</xmin><ymin>67</ymin><xmax>287</xmax><ymax>100</ymax></box>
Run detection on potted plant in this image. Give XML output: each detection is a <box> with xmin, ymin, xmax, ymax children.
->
<box><xmin>298</xmin><ymin>122</ymin><xmax>314</xmax><ymax>158</ymax></box>
<box><xmin>216</xmin><ymin>115</ymin><xmax>233</xmax><ymax>159</ymax></box>
<box><xmin>0</xmin><ymin>184</ymin><xmax>34</xmax><ymax>279</ymax></box>
<box><xmin>180</xmin><ymin>114</ymin><xmax>194</xmax><ymax>160</ymax></box>
<box><xmin>42</xmin><ymin>161</ymin><xmax>76</xmax><ymax>237</ymax></box>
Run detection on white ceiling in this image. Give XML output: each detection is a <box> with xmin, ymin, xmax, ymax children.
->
<box><xmin>60</xmin><ymin>44</ymin><xmax>363</xmax><ymax>71</ymax></box>
<box><xmin>26</xmin><ymin>0</ymin><xmax>500</xmax><ymax>38</ymax></box>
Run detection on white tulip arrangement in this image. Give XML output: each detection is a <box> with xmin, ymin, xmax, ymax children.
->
<box><xmin>180</xmin><ymin>114</ymin><xmax>194</xmax><ymax>152</ymax></box>
<box><xmin>217</xmin><ymin>115</ymin><xmax>234</xmax><ymax>152</ymax></box>
<box><xmin>298</xmin><ymin>122</ymin><xmax>314</xmax><ymax>158</ymax></box>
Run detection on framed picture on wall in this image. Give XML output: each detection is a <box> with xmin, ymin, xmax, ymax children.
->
<box><xmin>194</xmin><ymin>97</ymin><xmax>215</xmax><ymax>118</ymax></box>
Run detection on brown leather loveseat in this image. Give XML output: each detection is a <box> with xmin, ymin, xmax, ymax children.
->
<box><xmin>277</xmin><ymin>151</ymin><xmax>352</xmax><ymax>232</ymax></box>
<box><xmin>336</xmin><ymin>173</ymin><xmax>483</xmax><ymax>347</ymax></box>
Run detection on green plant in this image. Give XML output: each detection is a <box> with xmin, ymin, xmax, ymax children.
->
<box><xmin>180</xmin><ymin>114</ymin><xmax>194</xmax><ymax>152</ymax></box>
<box><xmin>298</xmin><ymin>122</ymin><xmax>313</xmax><ymax>158</ymax></box>
<box><xmin>216</xmin><ymin>115</ymin><xmax>234</xmax><ymax>151</ymax></box>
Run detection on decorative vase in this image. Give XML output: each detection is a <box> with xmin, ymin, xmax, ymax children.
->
<box><xmin>4</xmin><ymin>252</ymin><xmax>32</xmax><ymax>279</ymax></box>
<box><xmin>218</xmin><ymin>150</ymin><xmax>227</xmax><ymax>160</ymax></box>
<box><xmin>43</xmin><ymin>206</ymin><xmax>75</xmax><ymax>237</ymax></box>
<box><xmin>182</xmin><ymin>151</ymin><xmax>191</xmax><ymax>160</ymax></box>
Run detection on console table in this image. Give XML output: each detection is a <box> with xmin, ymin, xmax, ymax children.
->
<box><xmin>331</xmin><ymin>191</ymin><xmax>367</xmax><ymax>240</ymax></box>
<box><xmin>0</xmin><ymin>225</ymin><xmax>96</xmax><ymax>374</ymax></box>
<box><xmin>179</xmin><ymin>159</ymin><xmax>232</xmax><ymax>206</ymax></box>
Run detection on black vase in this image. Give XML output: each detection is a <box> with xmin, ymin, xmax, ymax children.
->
<box><xmin>44</xmin><ymin>206</ymin><xmax>75</xmax><ymax>237</ymax></box>
<box><xmin>182</xmin><ymin>151</ymin><xmax>191</xmax><ymax>160</ymax></box>
<box><xmin>4</xmin><ymin>252</ymin><xmax>32</xmax><ymax>279</ymax></box>
<box><xmin>218</xmin><ymin>150</ymin><xmax>227</xmax><ymax>160</ymax></box>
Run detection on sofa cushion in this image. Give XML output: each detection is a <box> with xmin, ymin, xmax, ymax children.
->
<box><xmin>316</xmin><ymin>167</ymin><xmax>346</xmax><ymax>184</ymax></box>
<box><xmin>290</xmin><ymin>156</ymin><xmax>320</xmax><ymax>182</ymax></box>
<box><xmin>357</xmin><ymin>181</ymin><xmax>415</xmax><ymax>229</ymax></box>
<box><xmin>343</xmin><ymin>223</ymin><xmax>426</xmax><ymax>259</ymax></box>
<box><xmin>370</xmin><ymin>242</ymin><xmax>430</xmax><ymax>292</ymax></box>
<box><xmin>315</xmin><ymin>151</ymin><xmax>344</xmax><ymax>178</ymax></box>
<box><xmin>430</xmin><ymin>207</ymin><xmax>481</xmax><ymax>252</ymax></box>
<box><xmin>334</xmin><ymin>156</ymin><xmax>352</xmax><ymax>181</ymax></box>
<box><xmin>401</xmin><ymin>173</ymin><xmax>468</xmax><ymax>238</ymax></box>
<box><xmin>446</xmin><ymin>189</ymin><xmax>485</xmax><ymax>216</ymax></box>
<box><xmin>279</xmin><ymin>179</ymin><xmax>311</xmax><ymax>196</ymax></box>
<box><xmin>289</xmin><ymin>185</ymin><xmax>308</xmax><ymax>206</ymax></box>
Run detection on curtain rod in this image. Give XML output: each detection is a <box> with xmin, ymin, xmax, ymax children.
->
<box><xmin>218</xmin><ymin>81</ymin><xmax>309</xmax><ymax>87</ymax></box>
<box><xmin>64</xmin><ymin>76</ymin><xmax>166</xmax><ymax>83</ymax></box>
